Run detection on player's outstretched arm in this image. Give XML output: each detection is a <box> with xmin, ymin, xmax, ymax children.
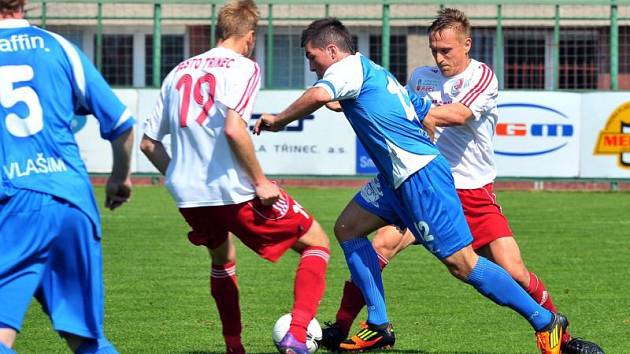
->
<box><xmin>140</xmin><ymin>134</ymin><xmax>170</xmax><ymax>176</ymax></box>
<box><xmin>225</xmin><ymin>109</ymin><xmax>280</xmax><ymax>206</ymax></box>
<box><xmin>253</xmin><ymin>87</ymin><xmax>331</xmax><ymax>135</ymax></box>
<box><xmin>106</xmin><ymin>128</ymin><xmax>134</xmax><ymax>211</ymax></box>
<box><xmin>428</xmin><ymin>102</ymin><xmax>474</xmax><ymax>127</ymax></box>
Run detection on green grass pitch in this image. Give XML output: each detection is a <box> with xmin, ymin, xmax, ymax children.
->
<box><xmin>13</xmin><ymin>186</ymin><xmax>630</xmax><ymax>353</ymax></box>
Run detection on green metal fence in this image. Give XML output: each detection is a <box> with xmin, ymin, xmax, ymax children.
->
<box><xmin>25</xmin><ymin>0</ymin><xmax>630</xmax><ymax>90</ymax></box>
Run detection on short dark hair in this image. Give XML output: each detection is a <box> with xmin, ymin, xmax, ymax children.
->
<box><xmin>0</xmin><ymin>0</ymin><xmax>25</xmax><ymax>16</ymax></box>
<box><xmin>301</xmin><ymin>17</ymin><xmax>355</xmax><ymax>53</ymax></box>
<box><xmin>428</xmin><ymin>8</ymin><xmax>471</xmax><ymax>38</ymax></box>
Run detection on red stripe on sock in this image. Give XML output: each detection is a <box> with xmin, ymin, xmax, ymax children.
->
<box><xmin>290</xmin><ymin>246</ymin><xmax>330</xmax><ymax>342</ymax></box>
<box><xmin>526</xmin><ymin>271</ymin><xmax>557</xmax><ymax>313</ymax></box>
<box><xmin>211</xmin><ymin>262</ymin><xmax>242</xmax><ymax>347</ymax></box>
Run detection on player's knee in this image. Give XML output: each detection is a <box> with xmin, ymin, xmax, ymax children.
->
<box><xmin>210</xmin><ymin>249</ymin><xmax>235</xmax><ymax>265</ymax></box>
<box><xmin>208</xmin><ymin>237</ymin><xmax>237</xmax><ymax>265</ymax></box>
<box><xmin>372</xmin><ymin>227</ymin><xmax>407</xmax><ymax>258</ymax></box>
<box><xmin>442</xmin><ymin>247</ymin><xmax>478</xmax><ymax>281</ymax></box>
<box><xmin>445</xmin><ymin>264</ymin><xmax>470</xmax><ymax>281</ymax></box>
<box><xmin>333</xmin><ymin>217</ymin><xmax>357</xmax><ymax>241</ymax></box>
<box><xmin>300</xmin><ymin>221</ymin><xmax>330</xmax><ymax>249</ymax></box>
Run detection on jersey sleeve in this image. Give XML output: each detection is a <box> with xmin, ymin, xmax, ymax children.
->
<box><xmin>313</xmin><ymin>54</ymin><xmax>364</xmax><ymax>101</ymax></box>
<box><xmin>50</xmin><ymin>32</ymin><xmax>136</xmax><ymax>141</ymax></box>
<box><xmin>455</xmin><ymin>63</ymin><xmax>498</xmax><ymax>121</ymax></box>
<box><xmin>405</xmin><ymin>85</ymin><xmax>431</xmax><ymax>122</ymax></box>
<box><xmin>144</xmin><ymin>70</ymin><xmax>174</xmax><ymax>141</ymax></box>
<box><xmin>220</xmin><ymin>60</ymin><xmax>261</xmax><ymax>122</ymax></box>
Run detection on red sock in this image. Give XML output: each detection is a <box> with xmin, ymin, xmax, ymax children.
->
<box><xmin>289</xmin><ymin>246</ymin><xmax>330</xmax><ymax>343</ymax></box>
<box><xmin>526</xmin><ymin>272</ymin><xmax>571</xmax><ymax>343</ymax></box>
<box><xmin>526</xmin><ymin>271</ymin><xmax>557</xmax><ymax>313</ymax></box>
<box><xmin>335</xmin><ymin>251</ymin><xmax>389</xmax><ymax>334</ymax></box>
<box><xmin>211</xmin><ymin>262</ymin><xmax>242</xmax><ymax>350</ymax></box>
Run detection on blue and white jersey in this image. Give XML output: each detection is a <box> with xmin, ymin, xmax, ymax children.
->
<box><xmin>314</xmin><ymin>53</ymin><xmax>438</xmax><ymax>188</ymax></box>
<box><xmin>0</xmin><ymin>19</ymin><xmax>135</xmax><ymax>235</ymax></box>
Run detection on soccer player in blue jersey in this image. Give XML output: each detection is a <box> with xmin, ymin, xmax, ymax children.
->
<box><xmin>0</xmin><ymin>1</ymin><xmax>135</xmax><ymax>353</ymax></box>
<box><xmin>254</xmin><ymin>18</ymin><xmax>569</xmax><ymax>354</ymax></box>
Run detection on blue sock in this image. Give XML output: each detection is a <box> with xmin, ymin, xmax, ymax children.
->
<box><xmin>340</xmin><ymin>238</ymin><xmax>388</xmax><ymax>326</ymax></box>
<box><xmin>467</xmin><ymin>256</ymin><xmax>552</xmax><ymax>331</ymax></box>
<box><xmin>0</xmin><ymin>342</ymin><xmax>16</xmax><ymax>354</ymax></box>
<box><xmin>75</xmin><ymin>337</ymin><xmax>118</xmax><ymax>354</ymax></box>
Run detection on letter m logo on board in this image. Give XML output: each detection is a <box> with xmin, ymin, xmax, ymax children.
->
<box><xmin>594</xmin><ymin>101</ymin><xmax>630</xmax><ymax>168</ymax></box>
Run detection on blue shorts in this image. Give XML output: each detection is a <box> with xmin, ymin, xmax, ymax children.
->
<box><xmin>354</xmin><ymin>155</ymin><xmax>473</xmax><ymax>260</ymax></box>
<box><xmin>0</xmin><ymin>189</ymin><xmax>104</xmax><ymax>338</ymax></box>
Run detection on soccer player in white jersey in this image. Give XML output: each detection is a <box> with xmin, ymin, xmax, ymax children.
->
<box><xmin>0</xmin><ymin>0</ymin><xmax>135</xmax><ymax>353</ymax></box>
<box><xmin>254</xmin><ymin>17</ymin><xmax>574</xmax><ymax>354</ymax></box>
<box><xmin>320</xmin><ymin>8</ymin><xmax>603</xmax><ymax>354</ymax></box>
<box><xmin>140</xmin><ymin>1</ymin><xmax>330</xmax><ymax>354</ymax></box>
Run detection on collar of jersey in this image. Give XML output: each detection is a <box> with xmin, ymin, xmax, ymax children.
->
<box><xmin>0</xmin><ymin>19</ymin><xmax>30</xmax><ymax>29</ymax></box>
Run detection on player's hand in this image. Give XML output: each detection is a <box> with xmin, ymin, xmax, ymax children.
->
<box><xmin>253</xmin><ymin>113</ymin><xmax>282</xmax><ymax>135</ymax></box>
<box><xmin>255</xmin><ymin>179</ymin><xmax>281</xmax><ymax>206</ymax></box>
<box><xmin>325</xmin><ymin>101</ymin><xmax>342</xmax><ymax>112</ymax></box>
<box><xmin>105</xmin><ymin>177</ymin><xmax>132</xmax><ymax>210</ymax></box>
<box><xmin>423</xmin><ymin>113</ymin><xmax>436</xmax><ymax>142</ymax></box>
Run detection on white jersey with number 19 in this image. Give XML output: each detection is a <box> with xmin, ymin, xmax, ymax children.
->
<box><xmin>144</xmin><ymin>47</ymin><xmax>261</xmax><ymax>208</ymax></box>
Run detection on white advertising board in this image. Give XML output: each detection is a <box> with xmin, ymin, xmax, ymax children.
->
<box><xmin>73</xmin><ymin>89</ymin><xmax>629</xmax><ymax>179</ymax></box>
<box><xmin>73</xmin><ymin>89</ymin><xmax>138</xmax><ymax>173</ymax></box>
<box><xmin>133</xmin><ymin>89</ymin><xmax>164</xmax><ymax>173</ymax></box>
<box><xmin>251</xmin><ymin>91</ymin><xmax>356</xmax><ymax>175</ymax></box>
<box><xmin>95</xmin><ymin>89</ymin><xmax>357</xmax><ymax>175</ymax></box>
<box><xmin>494</xmin><ymin>92</ymin><xmax>581</xmax><ymax>177</ymax></box>
<box><xmin>580</xmin><ymin>93</ymin><xmax>630</xmax><ymax>178</ymax></box>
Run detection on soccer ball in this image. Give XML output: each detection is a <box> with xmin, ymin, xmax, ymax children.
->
<box><xmin>272</xmin><ymin>313</ymin><xmax>322</xmax><ymax>354</ymax></box>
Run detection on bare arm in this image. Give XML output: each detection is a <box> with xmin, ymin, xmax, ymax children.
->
<box><xmin>253</xmin><ymin>87</ymin><xmax>331</xmax><ymax>134</ymax></box>
<box><xmin>140</xmin><ymin>134</ymin><xmax>170</xmax><ymax>175</ymax></box>
<box><xmin>325</xmin><ymin>101</ymin><xmax>342</xmax><ymax>112</ymax></box>
<box><xmin>426</xmin><ymin>102</ymin><xmax>474</xmax><ymax>127</ymax></box>
<box><xmin>105</xmin><ymin>128</ymin><xmax>134</xmax><ymax>210</ymax></box>
<box><xmin>225</xmin><ymin>109</ymin><xmax>279</xmax><ymax>205</ymax></box>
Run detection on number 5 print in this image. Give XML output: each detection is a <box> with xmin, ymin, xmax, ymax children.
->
<box><xmin>0</xmin><ymin>65</ymin><xmax>44</xmax><ymax>137</ymax></box>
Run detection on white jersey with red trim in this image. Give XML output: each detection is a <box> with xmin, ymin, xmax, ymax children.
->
<box><xmin>144</xmin><ymin>47</ymin><xmax>261</xmax><ymax>207</ymax></box>
<box><xmin>408</xmin><ymin>58</ymin><xmax>498</xmax><ymax>189</ymax></box>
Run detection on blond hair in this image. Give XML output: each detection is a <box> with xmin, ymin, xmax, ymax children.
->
<box><xmin>428</xmin><ymin>8</ymin><xmax>471</xmax><ymax>39</ymax></box>
<box><xmin>217</xmin><ymin>0</ymin><xmax>259</xmax><ymax>41</ymax></box>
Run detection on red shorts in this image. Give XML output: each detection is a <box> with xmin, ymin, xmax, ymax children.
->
<box><xmin>179</xmin><ymin>190</ymin><xmax>314</xmax><ymax>262</ymax></box>
<box><xmin>456</xmin><ymin>183</ymin><xmax>513</xmax><ymax>250</ymax></box>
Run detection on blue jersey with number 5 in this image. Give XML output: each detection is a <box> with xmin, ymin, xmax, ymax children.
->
<box><xmin>314</xmin><ymin>53</ymin><xmax>438</xmax><ymax>188</ymax></box>
<box><xmin>0</xmin><ymin>19</ymin><xmax>135</xmax><ymax>235</ymax></box>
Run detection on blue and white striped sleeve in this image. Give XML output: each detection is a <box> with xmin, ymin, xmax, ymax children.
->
<box><xmin>313</xmin><ymin>54</ymin><xmax>363</xmax><ymax>101</ymax></box>
<box><xmin>405</xmin><ymin>85</ymin><xmax>431</xmax><ymax>122</ymax></box>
